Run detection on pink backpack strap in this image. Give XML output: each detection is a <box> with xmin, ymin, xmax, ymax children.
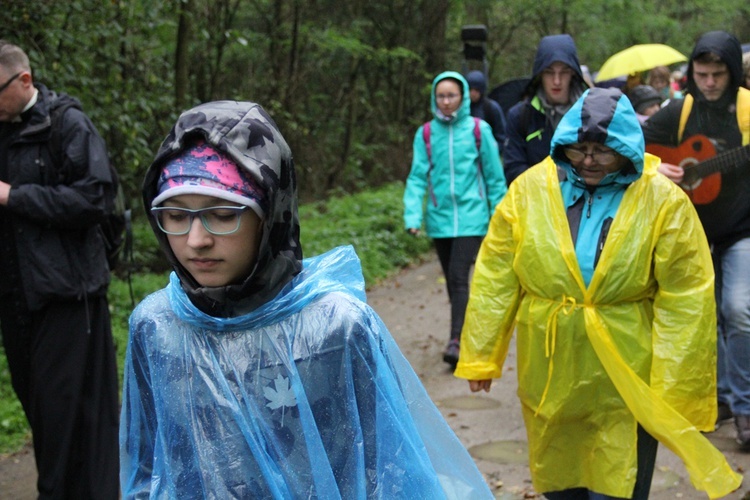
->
<box><xmin>473</xmin><ymin>117</ymin><xmax>483</xmax><ymax>174</ymax></box>
<box><xmin>422</xmin><ymin>121</ymin><xmax>432</xmax><ymax>167</ymax></box>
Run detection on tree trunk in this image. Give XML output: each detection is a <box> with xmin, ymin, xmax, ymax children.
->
<box><xmin>175</xmin><ymin>0</ymin><xmax>193</xmax><ymax>110</ymax></box>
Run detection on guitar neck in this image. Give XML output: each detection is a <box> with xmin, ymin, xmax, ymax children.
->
<box><xmin>686</xmin><ymin>145</ymin><xmax>750</xmax><ymax>178</ymax></box>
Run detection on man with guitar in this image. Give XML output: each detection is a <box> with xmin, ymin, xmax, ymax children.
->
<box><xmin>643</xmin><ymin>30</ymin><xmax>750</xmax><ymax>448</ymax></box>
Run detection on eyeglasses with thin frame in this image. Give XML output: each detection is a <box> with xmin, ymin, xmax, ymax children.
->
<box><xmin>564</xmin><ymin>146</ymin><xmax>618</xmax><ymax>166</ymax></box>
<box><xmin>151</xmin><ymin>205</ymin><xmax>249</xmax><ymax>235</ymax></box>
<box><xmin>0</xmin><ymin>72</ymin><xmax>21</xmax><ymax>95</ymax></box>
<box><xmin>435</xmin><ymin>93</ymin><xmax>461</xmax><ymax>102</ymax></box>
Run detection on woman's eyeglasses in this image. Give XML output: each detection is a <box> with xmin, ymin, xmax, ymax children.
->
<box><xmin>151</xmin><ymin>206</ymin><xmax>248</xmax><ymax>235</ymax></box>
<box><xmin>564</xmin><ymin>147</ymin><xmax>618</xmax><ymax>166</ymax></box>
<box><xmin>435</xmin><ymin>93</ymin><xmax>461</xmax><ymax>102</ymax></box>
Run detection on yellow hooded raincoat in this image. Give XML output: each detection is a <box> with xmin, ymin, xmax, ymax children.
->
<box><xmin>456</xmin><ymin>89</ymin><xmax>742</xmax><ymax>498</ymax></box>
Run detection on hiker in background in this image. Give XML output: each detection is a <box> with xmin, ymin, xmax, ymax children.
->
<box><xmin>120</xmin><ymin>100</ymin><xmax>494</xmax><ymax>498</ymax></box>
<box><xmin>0</xmin><ymin>40</ymin><xmax>119</xmax><ymax>497</ymax></box>
<box><xmin>403</xmin><ymin>71</ymin><xmax>506</xmax><ymax>369</ymax></box>
<box><xmin>466</xmin><ymin>69</ymin><xmax>508</xmax><ymax>155</ymax></box>
<box><xmin>503</xmin><ymin>34</ymin><xmax>589</xmax><ymax>185</ymax></box>
<box><xmin>647</xmin><ymin>65</ymin><xmax>683</xmax><ymax>103</ymax></box>
<box><xmin>457</xmin><ymin>87</ymin><xmax>742</xmax><ymax>499</ymax></box>
<box><xmin>743</xmin><ymin>52</ymin><xmax>750</xmax><ymax>89</ymax></box>
<box><xmin>628</xmin><ymin>84</ymin><xmax>663</xmax><ymax>124</ymax></box>
<box><xmin>643</xmin><ymin>30</ymin><xmax>750</xmax><ymax>445</ymax></box>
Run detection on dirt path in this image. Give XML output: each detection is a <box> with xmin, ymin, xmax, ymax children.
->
<box><xmin>2</xmin><ymin>252</ymin><xmax>750</xmax><ymax>499</ymax></box>
<box><xmin>0</xmin><ymin>442</ymin><xmax>34</xmax><ymax>500</ymax></box>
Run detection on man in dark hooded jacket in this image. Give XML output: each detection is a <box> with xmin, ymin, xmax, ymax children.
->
<box><xmin>0</xmin><ymin>41</ymin><xmax>119</xmax><ymax>497</ymax></box>
<box><xmin>643</xmin><ymin>30</ymin><xmax>750</xmax><ymax>447</ymax></box>
<box><xmin>466</xmin><ymin>70</ymin><xmax>507</xmax><ymax>154</ymax></box>
<box><xmin>503</xmin><ymin>34</ymin><xmax>589</xmax><ymax>185</ymax></box>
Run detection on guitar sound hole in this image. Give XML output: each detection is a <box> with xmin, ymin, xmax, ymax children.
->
<box><xmin>691</xmin><ymin>140</ymin><xmax>702</xmax><ymax>153</ymax></box>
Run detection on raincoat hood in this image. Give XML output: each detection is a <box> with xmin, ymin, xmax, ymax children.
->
<box><xmin>430</xmin><ymin>71</ymin><xmax>471</xmax><ymax>123</ymax></box>
<box><xmin>550</xmin><ymin>87</ymin><xmax>643</xmax><ymax>187</ymax></box>
<box><xmin>143</xmin><ymin>101</ymin><xmax>302</xmax><ymax>317</ymax></box>
<box><xmin>686</xmin><ymin>30</ymin><xmax>743</xmax><ymax>105</ymax></box>
<box><xmin>465</xmin><ymin>70</ymin><xmax>487</xmax><ymax>95</ymax></box>
<box><xmin>526</xmin><ymin>34</ymin><xmax>587</xmax><ymax>98</ymax></box>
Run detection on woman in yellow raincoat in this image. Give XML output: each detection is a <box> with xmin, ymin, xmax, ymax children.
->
<box><xmin>455</xmin><ymin>87</ymin><xmax>742</xmax><ymax>499</ymax></box>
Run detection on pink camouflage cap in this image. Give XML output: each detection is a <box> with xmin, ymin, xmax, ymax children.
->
<box><xmin>152</xmin><ymin>140</ymin><xmax>268</xmax><ymax>218</ymax></box>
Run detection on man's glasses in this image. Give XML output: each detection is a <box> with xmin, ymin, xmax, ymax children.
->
<box><xmin>0</xmin><ymin>72</ymin><xmax>21</xmax><ymax>95</ymax></box>
<box><xmin>564</xmin><ymin>147</ymin><xmax>618</xmax><ymax>166</ymax></box>
<box><xmin>435</xmin><ymin>93</ymin><xmax>461</xmax><ymax>102</ymax></box>
<box><xmin>151</xmin><ymin>206</ymin><xmax>249</xmax><ymax>235</ymax></box>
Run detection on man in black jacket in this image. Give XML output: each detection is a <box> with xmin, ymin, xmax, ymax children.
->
<box><xmin>503</xmin><ymin>34</ymin><xmax>589</xmax><ymax>185</ymax></box>
<box><xmin>643</xmin><ymin>30</ymin><xmax>750</xmax><ymax>447</ymax></box>
<box><xmin>0</xmin><ymin>41</ymin><xmax>119</xmax><ymax>497</ymax></box>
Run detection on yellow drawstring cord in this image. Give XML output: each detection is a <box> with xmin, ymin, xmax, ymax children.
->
<box><xmin>535</xmin><ymin>295</ymin><xmax>580</xmax><ymax>417</ymax></box>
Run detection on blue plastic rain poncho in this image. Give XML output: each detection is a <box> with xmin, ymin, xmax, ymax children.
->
<box><xmin>455</xmin><ymin>88</ymin><xmax>742</xmax><ymax>498</ymax></box>
<box><xmin>121</xmin><ymin>101</ymin><xmax>493</xmax><ymax>499</ymax></box>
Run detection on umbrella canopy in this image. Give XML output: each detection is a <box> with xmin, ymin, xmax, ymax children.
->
<box><xmin>595</xmin><ymin>44</ymin><xmax>687</xmax><ymax>82</ymax></box>
<box><xmin>488</xmin><ymin>77</ymin><xmax>531</xmax><ymax>113</ymax></box>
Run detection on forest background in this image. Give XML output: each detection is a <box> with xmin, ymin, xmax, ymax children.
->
<box><xmin>4</xmin><ymin>0</ymin><xmax>750</xmax><ymax>210</ymax></box>
<box><xmin>1</xmin><ymin>0</ymin><xmax>749</xmax><ymax>453</ymax></box>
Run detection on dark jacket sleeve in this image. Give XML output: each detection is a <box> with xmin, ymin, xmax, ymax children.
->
<box><xmin>7</xmin><ymin>107</ymin><xmax>113</xmax><ymax>229</ymax></box>
<box><xmin>484</xmin><ymin>99</ymin><xmax>508</xmax><ymax>152</ymax></box>
<box><xmin>503</xmin><ymin>102</ymin><xmax>533</xmax><ymax>185</ymax></box>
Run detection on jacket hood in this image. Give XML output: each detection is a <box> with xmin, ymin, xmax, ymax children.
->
<box><xmin>686</xmin><ymin>31</ymin><xmax>743</xmax><ymax>104</ymax></box>
<box><xmin>550</xmin><ymin>87</ymin><xmax>644</xmax><ymax>187</ymax></box>
<box><xmin>465</xmin><ymin>70</ymin><xmax>487</xmax><ymax>95</ymax></box>
<box><xmin>430</xmin><ymin>71</ymin><xmax>471</xmax><ymax>123</ymax></box>
<box><xmin>526</xmin><ymin>34</ymin><xmax>587</xmax><ymax>97</ymax></box>
<box><xmin>143</xmin><ymin>100</ymin><xmax>302</xmax><ymax>317</ymax></box>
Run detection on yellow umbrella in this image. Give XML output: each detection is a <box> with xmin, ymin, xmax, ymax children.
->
<box><xmin>595</xmin><ymin>43</ymin><xmax>687</xmax><ymax>82</ymax></box>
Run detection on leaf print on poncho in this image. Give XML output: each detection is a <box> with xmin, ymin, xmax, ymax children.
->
<box><xmin>264</xmin><ymin>374</ymin><xmax>297</xmax><ymax>426</ymax></box>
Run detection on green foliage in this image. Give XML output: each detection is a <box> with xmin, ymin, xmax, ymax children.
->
<box><xmin>300</xmin><ymin>182</ymin><xmax>432</xmax><ymax>285</ymax></box>
<box><xmin>0</xmin><ymin>359</ymin><xmax>30</xmax><ymax>453</ymax></box>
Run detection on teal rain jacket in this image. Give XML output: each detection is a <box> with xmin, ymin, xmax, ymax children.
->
<box><xmin>456</xmin><ymin>89</ymin><xmax>741</xmax><ymax>498</ymax></box>
<box><xmin>403</xmin><ymin>71</ymin><xmax>506</xmax><ymax>237</ymax></box>
<box><xmin>121</xmin><ymin>101</ymin><xmax>493</xmax><ymax>499</ymax></box>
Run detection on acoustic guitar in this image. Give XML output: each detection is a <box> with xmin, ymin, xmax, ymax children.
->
<box><xmin>646</xmin><ymin>135</ymin><xmax>750</xmax><ymax>205</ymax></box>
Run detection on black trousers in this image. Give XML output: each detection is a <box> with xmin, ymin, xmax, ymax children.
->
<box><xmin>433</xmin><ymin>236</ymin><xmax>483</xmax><ymax>342</ymax></box>
<box><xmin>543</xmin><ymin>426</ymin><xmax>658</xmax><ymax>500</ymax></box>
<box><xmin>0</xmin><ymin>296</ymin><xmax>119</xmax><ymax>499</ymax></box>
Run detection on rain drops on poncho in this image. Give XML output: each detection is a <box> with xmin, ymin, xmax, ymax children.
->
<box><xmin>120</xmin><ymin>246</ymin><xmax>493</xmax><ymax>499</ymax></box>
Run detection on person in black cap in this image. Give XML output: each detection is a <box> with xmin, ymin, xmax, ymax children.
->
<box><xmin>628</xmin><ymin>84</ymin><xmax>662</xmax><ymax>123</ymax></box>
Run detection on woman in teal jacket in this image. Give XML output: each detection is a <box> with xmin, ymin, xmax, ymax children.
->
<box><xmin>403</xmin><ymin>71</ymin><xmax>506</xmax><ymax>368</ymax></box>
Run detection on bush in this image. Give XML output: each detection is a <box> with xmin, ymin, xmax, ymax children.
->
<box><xmin>300</xmin><ymin>181</ymin><xmax>432</xmax><ymax>285</ymax></box>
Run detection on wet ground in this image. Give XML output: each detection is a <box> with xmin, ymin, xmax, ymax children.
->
<box><xmin>2</xmin><ymin>252</ymin><xmax>750</xmax><ymax>499</ymax></box>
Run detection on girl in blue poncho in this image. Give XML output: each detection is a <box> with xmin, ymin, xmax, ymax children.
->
<box><xmin>120</xmin><ymin>100</ymin><xmax>493</xmax><ymax>499</ymax></box>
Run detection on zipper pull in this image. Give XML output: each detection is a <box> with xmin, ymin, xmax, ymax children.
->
<box><xmin>586</xmin><ymin>193</ymin><xmax>593</xmax><ymax>218</ymax></box>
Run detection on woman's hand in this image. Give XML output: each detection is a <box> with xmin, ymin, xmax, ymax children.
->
<box><xmin>407</xmin><ymin>228</ymin><xmax>420</xmax><ymax>236</ymax></box>
<box><xmin>468</xmin><ymin>379</ymin><xmax>493</xmax><ymax>393</ymax></box>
